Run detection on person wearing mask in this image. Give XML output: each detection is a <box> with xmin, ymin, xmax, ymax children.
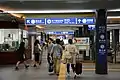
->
<box><xmin>34</xmin><ymin>40</ymin><xmax>42</xmax><ymax>67</ymax></box>
<box><xmin>64</xmin><ymin>39</ymin><xmax>78</xmax><ymax>77</ymax></box>
<box><xmin>50</xmin><ymin>39</ymin><xmax>63</xmax><ymax>76</ymax></box>
<box><xmin>15</xmin><ymin>42</ymin><xmax>29</xmax><ymax>70</ymax></box>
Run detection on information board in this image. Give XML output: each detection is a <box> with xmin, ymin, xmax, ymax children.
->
<box><xmin>25</xmin><ymin>17</ymin><xmax>95</xmax><ymax>25</ymax></box>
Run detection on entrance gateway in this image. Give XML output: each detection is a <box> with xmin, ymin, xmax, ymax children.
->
<box><xmin>25</xmin><ymin>9</ymin><xmax>107</xmax><ymax>74</ymax></box>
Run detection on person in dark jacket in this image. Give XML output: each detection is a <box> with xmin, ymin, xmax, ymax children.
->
<box><xmin>15</xmin><ymin>42</ymin><xmax>29</xmax><ymax>70</ymax></box>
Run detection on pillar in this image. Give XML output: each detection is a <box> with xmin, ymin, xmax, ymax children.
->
<box><xmin>107</xmin><ymin>31</ymin><xmax>110</xmax><ymax>48</ymax></box>
<box><xmin>112</xmin><ymin>29</ymin><xmax>119</xmax><ymax>63</ymax></box>
<box><xmin>78</xmin><ymin>27</ymin><xmax>83</xmax><ymax>37</ymax></box>
<box><xmin>41</xmin><ymin>32</ymin><xmax>43</xmax><ymax>44</ymax></box>
<box><xmin>44</xmin><ymin>33</ymin><xmax>47</xmax><ymax>41</ymax></box>
<box><xmin>90</xmin><ymin>30</ymin><xmax>95</xmax><ymax>61</ymax></box>
<box><xmin>83</xmin><ymin>25</ymin><xmax>90</xmax><ymax>37</ymax></box>
<box><xmin>95</xmin><ymin>9</ymin><xmax>108</xmax><ymax>74</ymax></box>
<box><xmin>47</xmin><ymin>34</ymin><xmax>49</xmax><ymax>40</ymax></box>
<box><xmin>74</xmin><ymin>30</ymin><xmax>79</xmax><ymax>37</ymax></box>
<box><xmin>83</xmin><ymin>25</ymin><xmax>90</xmax><ymax>60</ymax></box>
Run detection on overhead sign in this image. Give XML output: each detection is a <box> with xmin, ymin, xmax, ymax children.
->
<box><xmin>25</xmin><ymin>18</ymin><xmax>45</xmax><ymax>25</ymax></box>
<box><xmin>25</xmin><ymin>17</ymin><xmax>95</xmax><ymax>25</ymax></box>
<box><xmin>46</xmin><ymin>31</ymin><xmax>74</xmax><ymax>35</ymax></box>
<box><xmin>88</xmin><ymin>25</ymin><xmax>95</xmax><ymax>30</ymax></box>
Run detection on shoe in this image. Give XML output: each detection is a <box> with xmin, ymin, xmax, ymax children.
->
<box><xmin>56</xmin><ymin>74</ymin><xmax>59</xmax><ymax>76</ymax></box>
<box><xmin>74</xmin><ymin>73</ymin><xmax>77</xmax><ymax>79</ymax></box>
<box><xmin>39</xmin><ymin>62</ymin><xmax>41</xmax><ymax>65</ymax></box>
<box><xmin>25</xmin><ymin>65</ymin><xmax>29</xmax><ymax>69</ymax></box>
<box><xmin>15</xmin><ymin>67</ymin><xmax>19</xmax><ymax>70</ymax></box>
<box><xmin>33</xmin><ymin>64</ymin><xmax>37</xmax><ymax>67</ymax></box>
<box><xmin>67</xmin><ymin>73</ymin><xmax>70</xmax><ymax>77</ymax></box>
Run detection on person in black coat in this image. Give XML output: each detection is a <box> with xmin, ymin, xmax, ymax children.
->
<box><xmin>15</xmin><ymin>42</ymin><xmax>29</xmax><ymax>70</ymax></box>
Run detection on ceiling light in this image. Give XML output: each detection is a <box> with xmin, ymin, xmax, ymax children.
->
<box><xmin>107</xmin><ymin>16</ymin><xmax>120</xmax><ymax>18</ymax></box>
<box><xmin>36</xmin><ymin>25</ymin><xmax>44</xmax><ymax>28</ymax></box>
<box><xmin>108</xmin><ymin>8</ymin><xmax>120</xmax><ymax>12</ymax></box>
<box><xmin>4</xmin><ymin>10</ymin><xmax>95</xmax><ymax>13</ymax></box>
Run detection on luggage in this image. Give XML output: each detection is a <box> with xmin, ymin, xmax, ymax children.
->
<box><xmin>75</xmin><ymin>53</ymin><xmax>82</xmax><ymax>75</ymax></box>
<box><xmin>75</xmin><ymin>62</ymin><xmax>82</xmax><ymax>75</ymax></box>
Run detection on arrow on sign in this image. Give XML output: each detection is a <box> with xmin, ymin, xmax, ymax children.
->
<box><xmin>78</xmin><ymin>19</ymin><xmax>81</xmax><ymax>23</ymax></box>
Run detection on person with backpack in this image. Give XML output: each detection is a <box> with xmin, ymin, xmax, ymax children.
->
<box><xmin>15</xmin><ymin>42</ymin><xmax>29</xmax><ymax>70</ymax></box>
<box><xmin>33</xmin><ymin>40</ymin><xmax>42</xmax><ymax>67</ymax></box>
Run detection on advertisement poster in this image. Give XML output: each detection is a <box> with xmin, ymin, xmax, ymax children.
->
<box><xmin>74</xmin><ymin>37</ymin><xmax>89</xmax><ymax>45</ymax></box>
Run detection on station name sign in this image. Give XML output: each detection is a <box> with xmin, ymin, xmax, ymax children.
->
<box><xmin>25</xmin><ymin>17</ymin><xmax>95</xmax><ymax>25</ymax></box>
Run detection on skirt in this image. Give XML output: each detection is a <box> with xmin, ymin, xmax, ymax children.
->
<box><xmin>34</xmin><ymin>53</ymin><xmax>40</xmax><ymax>61</ymax></box>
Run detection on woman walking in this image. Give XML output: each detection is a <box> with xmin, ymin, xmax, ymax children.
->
<box><xmin>15</xmin><ymin>42</ymin><xmax>29</xmax><ymax>70</ymax></box>
<box><xmin>34</xmin><ymin>40</ymin><xmax>42</xmax><ymax>67</ymax></box>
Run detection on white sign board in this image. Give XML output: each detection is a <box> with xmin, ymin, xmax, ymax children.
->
<box><xmin>74</xmin><ymin>37</ymin><xmax>89</xmax><ymax>45</ymax></box>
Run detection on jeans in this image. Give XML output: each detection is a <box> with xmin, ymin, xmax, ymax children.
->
<box><xmin>67</xmin><ymin>63</ymin><xmax>75</xmax><ymax>74</ymax></box>
<box><xmin>47</xmin><ymin>53</ymin><xmax>53</xmax><ymax>64</ymax></box>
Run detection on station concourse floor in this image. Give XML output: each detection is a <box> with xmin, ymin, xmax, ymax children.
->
<box><xmin>0</xmin><ymin>49</ymin><xmax>120</xmax><ymax>80</ymax></box>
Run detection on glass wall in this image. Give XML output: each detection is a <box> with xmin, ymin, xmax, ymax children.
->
<box><xmin>0</xmin><ymin>29</ymin><xmax>21</xmax><ymax>51</ymax></box>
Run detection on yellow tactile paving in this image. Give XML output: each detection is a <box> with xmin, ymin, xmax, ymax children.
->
<box><xmin>58</xmin><ymin>63</ymin><xmax>66</xmax><ymax>80</ymax></box>
<box><xmin>58</xmin><ymin>52</ymin><xmax>120</xmax><ymax>80</ymax></box>
<box><xmin>58</xmin><ymin>52</ymin><xmax>66</xmax><ymax>80</ymax></box>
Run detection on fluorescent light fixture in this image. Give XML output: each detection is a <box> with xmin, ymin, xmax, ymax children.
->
<box><xmin>107</xmin><ymin>16</ymin><xmax>120</xmax><ymax>19</ymax></box>
<box><xmin>4</xmin><ymin>10</ymin><xmax>95</xmax><ymax>13</ymax></box>
<box><xmin>36</xmin><ymin>25</ymin><xmax>44</xmax><ymax>28</ymax></box>
<box><xmin>108</xmin><ymin>8</ymin><xmax>120</xmax><ymax>12</ymax></box>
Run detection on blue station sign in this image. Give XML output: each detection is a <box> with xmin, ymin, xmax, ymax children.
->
<box><xmin>25</xmin><ymin>18</ymin><xmax>45</xmax><ymax>25</ymax></box>
<box><xmin>25</xmin><ymin>17</ymin><xmax>95</xmax><ymax>25</ymax></box>
<box><xmin>46</xmin><ymin>31</ymin><xmax>74</xmax><ymax>35</ymax></box>
<box><xmin>88</xmin><ymin>25</ymin><xmax>95</xmax><ymax>30</ymax></box>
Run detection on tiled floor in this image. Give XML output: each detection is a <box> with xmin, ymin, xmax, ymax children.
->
<box><xmin>0</xmin><ymin>49</ymin><xmax>120</xmax><ymax>80</ymax></box>
<box><xmin>0</xmin><ymin>50</ymin><xmax>58</xmax><ymax>80</ymax></box>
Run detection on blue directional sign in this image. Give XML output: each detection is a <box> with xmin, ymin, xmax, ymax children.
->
<box><xmin>46</xmin><ymin>31</ymin><xmax>74</xmax><ymax>35</ymax></box>
<box><xmin>77</xmin><ymin>18</ymin><xmax>95</xmax><ymax>24</ymax></box>
<box><xmin>88</xmin><ymin>25</ymin><xmax>95</xmax><ymax>30</ymax></box>
<box><xmin>46</xmin><ymin>18</ymin><xmax>76</xmax><ymax>25</ymax></box>
<box><xmin>25</xmin><ymin>18</ymin><xmax>45</xmax><ymax>25</ymax></box>
<box><xmin>25</xmin><ymin>17</ymin><xmax>95</xmax><ymax>25</ymax></box>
